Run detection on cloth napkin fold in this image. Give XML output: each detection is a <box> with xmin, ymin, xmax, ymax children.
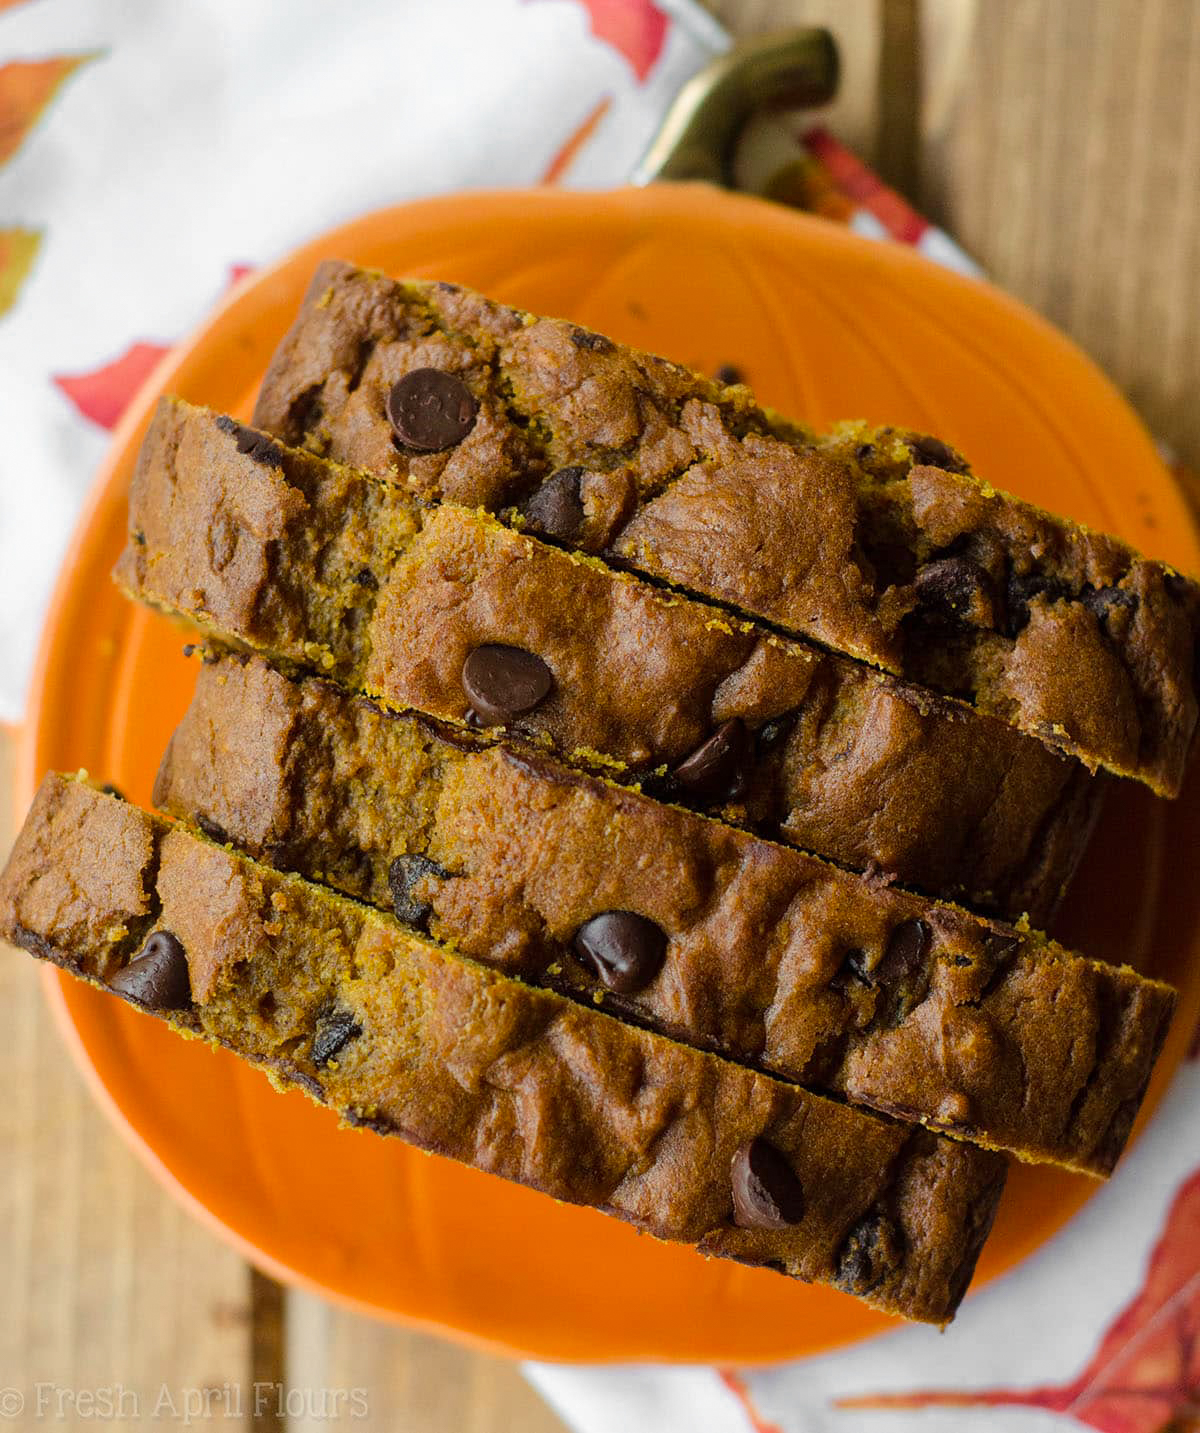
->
<box><xmin>3</xmin><ymin>3</ymin><xmax>1198</xmax><ymax>1431</ymax></box>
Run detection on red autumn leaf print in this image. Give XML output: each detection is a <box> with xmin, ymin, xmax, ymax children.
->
<box><xmin>524</xmin><ymin>0</ymin><xmax>668</xmax><ymax>82</ymax></box>
<box><xmin>837</xmin><ymin>1166</ymin><xmax>1200</xmax><ymax>1431</ymax></box>
<box><xmin>540</xmin><ymin>95</ymin><xmax>612</xmax><ymax>183</ymax></box>
<box><xmin>53</xmin><ymin>264</ymin><xmax>255</xmax><ymax>428</ymax></box>
<box><xmin>54</xmin><ymin>342</ymin><xmax>169</xmax><ymax>430</ymax></box>
<box><xmin>0</xmin><ymin>225</ymin><xmax>41</xmax><ymax>317</ymax></box>
<box><xmin>717</xmin><ymin>1370</ymin><xmax>785</xmax><ymax>1433</ymax></box>
<box><xmin>802</xmin><ymin>126</ymin><xmax>929</xmax><ymax>244</ymax></box>
<box><xmin>0</xmin><ymin>52</ymin><xmax>100</xmax><ymax>166</ymax></box>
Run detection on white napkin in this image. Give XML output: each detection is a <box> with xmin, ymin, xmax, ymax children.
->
<box><xmin>530</xmin><ymin>1064</ymin><xmax>1200</xmax><ymax>1432</ymax></box>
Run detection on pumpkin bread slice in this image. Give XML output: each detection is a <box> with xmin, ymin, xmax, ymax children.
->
<box><xmin>252</xmin><ymin>260</ymin><xmax>1200</xmax><ymax>795</ymax></box>
<box><xmin>153</xmin><ymin>652</ymin><xmax>1175</xmax><ymax>1177</ymax></box>
<box><xmin>0</xmin><ymin>773</ymin><xmax>1007</xmax><ymax>1327</ymax></box>
<box><xmin>116</xmin><ymin>396</ymin><xmax>1102</xmax><ymax>923</ymax></box>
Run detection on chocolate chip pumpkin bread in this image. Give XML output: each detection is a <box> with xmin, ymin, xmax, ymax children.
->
<box><xmin>1</xmin><ymin>774</ymin><xmax>1007</xmax><ymax>1326</ymax></box>
<box><xmin>153</xmin><ymin>653</ymin><xmax>1174</xmax><ymax>1176</ymax></box>
<box><xmin>116</xmin><ymin>397</ymin><xmax>1102</xmax><ymax>922</ymax></box>
<box><xmin>252</xmin><ymin>259</ymin><xmax>1200</xmax><ymax>795</ymax></box>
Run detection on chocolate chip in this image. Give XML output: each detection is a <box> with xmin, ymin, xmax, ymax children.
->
<box><xmin>354</xmin><ymin>567</ymin><xmax>378</xmax><ymax>589</ymax></box>
<box><xmin>1082</xmin><ymin>584</ymin><xmax>1139</xmax><ymax>626</ymax></box>
<box><xmin>522</xmin><ymin>468</ymin><xmax>585</xmax><ymax>543</ymax></box>
<box><xmin>984</xmin><ymin>926</ymin><xmax>1021</xmax><ymax>961</ymax></box>
<box><xmin>1165</xmin><ymin>572</ymin><xmax>1193</xmax><ymax>602</ymax></box>
<box><xmin>214</xmin><ymin>414</ymin><xmax>285</xmax><ymax>468</ymax></box>
<box><xmin>731</xmin><ymin>1138</ymin><xmax>805</xmax><ymax>1229</ymax></box>
<box><xmin>1004</xmin><ymin>569</ymin><xmax>1067</xmax><ymax>636</ymax></box>
<box><xmin>755</xmin><ymin>716</ymin><xmax>794</xmax><ymax>756</ymax></box>
<box><xmin>132</xmin><ymin>529</ymin><xmax>147</xmax><ymax>546</ymax></box>
<box><xmin>672</xmin><ymin>719</ymin><xmax>751</xmax><ymax>802</ymax></box>
<box><xmin>343</xmin><ymin>1107</ymin><xmax>393</xmax><ymax>1136</ymax></box>
<box><xmin>832</xmin><ymin>947</ymin><xmax>873</xmax><ymax>991</ymax></box>
<box><xmin>312</xmin><ymin>1008</ymin><xmax>363</xmax><ymax>1068</ymax></box>
<box><xmin>877</xmin><ymin>919</ymin><xmax>932</xmax><ymax>984</ymax></box>
<box><xmin>977</xmin><ymin>927</ymin><xmax>1022</xmax><ymax>998</ymax></box>
<box><xmin>387</xmin><ymin>369</ymin><xmax>478</xmax><ymax>452</ymax></box>
<box><xmin>908</xmin><ymin>433</ymin><xmax>969</xmax><ymax>474</ymax></box>
<box><xmin>388</xmin><ymin>854</ymin><xmax>449</xmax><ymax>929</ymax></box>
<box><xmin>461</xmin><ymin>644</ymin><xmax>553</xmax><ymax>726</ymax></box>
<box><xmin>99</xmin><ymin>782</ymin><xmax>125</xmax><ymax>800</ymax></box>
<box><xmin>573</xmin><ymin>911</ymin><xmax>667</xmax><ymax>993</ymax></box>
<box><xmin>194</xmin><ymin>813</ymin><xmax>228</xmax><ymax>845</ymax></box>
<box><xmin>110</xmin><ymin>930</ymin><xmax>191</xmax><ymax>1011</ymax></box>
<box><xmin>835</xmin><ymin>1211</ymin><xmax>901</xmax><ymax>1294</ymax></box>
<box><xmin>915</xmin><ymin>556</ymin><xmax>992</xmax><ymax>623</ymax></box>
<box><xmin>715</xmin><ymin>363</ymin><xmax>744</xmax><ymax>385</ymax></box>
<box><xmin>853</xmin><ymin>443</ymin><xmax>875</xmax><ymax>464</ymax></box>
<box><xmin>569</xmin><ymin>327</ymin><xmax>614</xmax><ymax>353</ymax></box>
<box><xmin>1005</xmin><ymin>571</ymin><xmax>1044</xmax><ymax>633</ymax></box>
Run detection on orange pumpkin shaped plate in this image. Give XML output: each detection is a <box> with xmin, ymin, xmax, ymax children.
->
<box><xmin>20</xmin><ymin>186</ymin><xmax>1200</xmax><ymax>1362</ymax></box>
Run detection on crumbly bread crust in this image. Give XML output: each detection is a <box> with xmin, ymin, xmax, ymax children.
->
<box><xmin>251</xmin><ymin>260</ymin><xmax>1200</xmax><ymax>794</ymax></box>
<box><xmin>1</xmin><ymin>774</ymin><xmax>1008</xmax><ymax>1326</ymax></box>
<box><xmin>116</xmin><ymin>397</ymin><xmax>1102</xmax><ymax>921</ymax></box>
<box><xmin>153</xmin><ymin>654</ymin><xmax>1175</xmax><ymax>1176</ymax></box>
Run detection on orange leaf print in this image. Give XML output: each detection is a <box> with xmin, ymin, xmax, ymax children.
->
<box><xmin>0</xmin><ymin>52</ymin><xmax>100</xmax><ymax>166</ymax></box>
<box><xmin>0</xmin><ymin>225</ymin><xmax>40</xmax><ymax>316</ymax></box>
<box><xmin>524</xmin><ymin>0</ymin><xmax>668</xmax><ymax>83</ymax></box>
<box><xmin>540</xmin><ymin>95</ymin><xmax>612</xmax><ymax>184</ymax></box>
<box><xmin>837</xmin><ymin>1166</ymin><xmax>1200</xmax><ymax>1431</ymax></box>
<box><xmin>54</xmin><ymin>342</ymin><xmax>169</xmax><ymax>430</ymax></box>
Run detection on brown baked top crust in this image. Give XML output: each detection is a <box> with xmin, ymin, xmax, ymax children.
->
<box><xmin>1</xmin><ymin>773</ymin><xmax>1008</xmax><ymax>1326</ymax></box>
<box><xmin>116</xmin><ymin>397</ymin><xmax>1102</xmax><ymax>921</ymax></box>
<box><xmin>153</xmin><ymin>654</ymin><xmax>1174</xmax><ymax>1176</ymax></box>
<box><xmin>251</xmin><ymin>260</ymin><xmax>1200</xmax><ymax>795</ymax></box>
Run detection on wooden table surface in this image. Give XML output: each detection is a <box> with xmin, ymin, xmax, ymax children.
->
<box><xmin>3</xmin><ymin>2</ymin><xmax>1198</xmax><ymax>1428</ymax></box>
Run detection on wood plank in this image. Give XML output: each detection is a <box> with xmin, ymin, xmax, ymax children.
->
<box><xmin>0</xmin><ymin>729</ymin><xmax>258</xmax><ymax>1428</ymax></box>
<box><xmin>251</xmin><ymin>1273</ymin><xmax>287</xmax><ymax>1432</ymax></box>
<box><xmin>918</xmin><ymin>0</ymin><xmax>1200</xmax><ymax>470</ymax></box>
<box><xmin>875</xmin><ymin>0</ymin><xmax>921</xmax><ymax>193</ymax></box>
<box><xmin>285</xmin><ymin>1295</ymin><xmax>567</xmax><ymax>1433</ymax></box>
